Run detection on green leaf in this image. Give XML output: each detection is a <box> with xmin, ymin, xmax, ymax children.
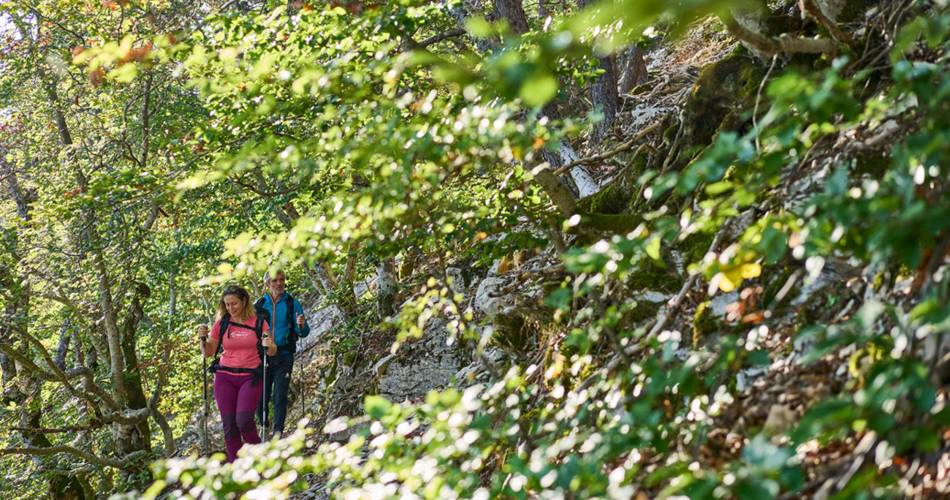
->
<box><xmin>365</xmin><ymin>395</ymin><xmax>393</xmax><ymax>419</ymax></box>
<box><xmin>520</xmin><ymin>72</ymin><xmax>558</xmax><ymax>107</ymax></box>
<box><xmin>465</xmin><ymin>17</ymin><xmax>493</xmax><ymax>38</ymax></box>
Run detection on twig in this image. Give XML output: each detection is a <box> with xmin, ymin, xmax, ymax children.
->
<box><xmin>632</xmin><ymin>112</ymin><xmax>682</xmax><ymax>204</ymax></box>
<box><xmin>802</xmin><ymin>0</ymin><xmax>858</xmax><ymax>51</ymax></box>
<box><xmin>418</xmin><ymin>29</ymin><xmax>466</xmax><ymax>48</ymax></box>
<box><xmin>551</xmin><ymin>120</ymin><xmax>664</xmax><ymax>176</ymax></box>
<box><xmin>753</xmin><ymin>55</ymin><xmax>779</xmax><ymax>152</ymax></box>
<box><xmin>658</xmin><ymin>109</ymin><xmax>685</xmax><ymax>174</ymax></box>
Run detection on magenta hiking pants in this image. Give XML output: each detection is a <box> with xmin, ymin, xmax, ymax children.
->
<box><xmin>214</xmin><ymin>371</ymin><xmax>263</xmax><ymax>462</ymax></box>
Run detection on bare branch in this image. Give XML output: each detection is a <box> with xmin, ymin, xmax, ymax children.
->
<box><xmin>721</xmin><ymin>15</ymin><xmax>838</xmax><ymax>56</ymax></box>
<box><xmin>552</xmin><ymin>119</ymin><xmax>664</xmax><ymax>176</ymax></box>
<box><xmin>9</xmin><ymin>422</ymin><xmax>105</xmax><ymax>434</ymax></box>
<box><xmin>0</xmin><ymin>445</ymin><xmax>146</xmax><ymax>470</ymax></box>
<box><xmin>418</xmin><ymin>28</ymin><xmax>466</xmax><ymax>48</ymax></box>
<box><xmin>802</xmin><ymin>0</ymin><xmax>858</xmax><ymax>51</ymax></box>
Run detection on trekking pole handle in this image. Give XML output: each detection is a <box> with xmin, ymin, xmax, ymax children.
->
<box><xmin>196</xmin><ymin>325</ymin><xmax>210</xmax><ymax>353</ymax></box>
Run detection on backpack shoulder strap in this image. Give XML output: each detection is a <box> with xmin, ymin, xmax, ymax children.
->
<box><xmin>255</xmin><ymin>315</ymin><xmax>266</xmax><ymax>338</ymax></box>
<box><xmin>285</xmin><ymin>292</ymin><xmax>296</xmax><ymax>337</ymax></box>
<box><xmin>216</xmin><ymin>315</ymin><xmax>231</xmax><ymax>356</ymax></box>
<box><xmin>254</xmin><ymin>297</ymin><xmax>270</xmax><ymax>322</ymax></box>
<box><xmin>254</xmin><ymin>315</ymin><xmax>267</xmax><ymax>360</ymax></box>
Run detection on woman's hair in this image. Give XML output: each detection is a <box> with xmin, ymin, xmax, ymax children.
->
<box><xmin>216</xmin><ymin>284</ymin><xmax>256</xmax><ymax>321</ymax></box>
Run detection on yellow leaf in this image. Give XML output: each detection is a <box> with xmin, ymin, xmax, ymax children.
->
<box><xmin>741</xmin><ymin>262</ymin><xmax>762</xmax><ymax>279</ymax></box>
<box><xmin>717</xmin><ymin>269</ymin><xmax>740</xmax><ymax>292</ymax></box>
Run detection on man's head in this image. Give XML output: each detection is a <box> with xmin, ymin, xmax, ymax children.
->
<box><xmin>264</xmin><ymin>270</ymin><xmax>287</xmax><ymax>298</ymax></box>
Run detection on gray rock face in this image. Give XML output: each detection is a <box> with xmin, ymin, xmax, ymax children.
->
<box><xmin>454</xmin><ymin>347</ymin><xmax>505</xmax><ymax>386</ymax></box>
<box><xmin>378</xmin><ymin>320</ymin><xmax>461</xmax><ymax>402</ymax></box>
<box><xmin>474</xmin><ymin>276</ymin><xmax>513</xmax><ymax>318</ymax></box>
<box><xmin>296</xmin><ymin>304</ymin><xmax>345</xmax><ymax>352</ymax></box>
<box><xmin>446</xmin><ymin>267</ymin><xmax>465</xmax><ymax>295</ymax></box>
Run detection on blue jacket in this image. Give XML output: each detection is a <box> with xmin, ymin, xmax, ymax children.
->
<box><xmin>257</xmin><ymin>293</ymin><xmax>310</xmax><ymax>350</ymax></box>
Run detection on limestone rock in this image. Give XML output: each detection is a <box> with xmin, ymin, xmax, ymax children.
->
<box><xmin>378</xmin><ymin>319</ymin><xmax>461</xmax><ymax>402</ymax></box>
<box><xmin>474</xmin><ymin>276</ymin><xmax>514</xmax><ymax>318</ymax></box>
<box><xmin>446</xmin><ymin>267</ymin><xmax>466</xmax><ymax>295</ymax></box>
<box><xmin>296</xmin><ymin>304</ymin><xmax>345</xmax><ymax>352</ymax></box>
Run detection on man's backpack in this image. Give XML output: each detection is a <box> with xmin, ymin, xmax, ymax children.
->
<box><xmin>208</xmin><ymin>313</ymin><xmax>267</xmax><ymax>378</ymax></box>
<box><xmin>253</xmin><ymin>293</ymin><xmax>297</xmax><ymax>353</ymax></box>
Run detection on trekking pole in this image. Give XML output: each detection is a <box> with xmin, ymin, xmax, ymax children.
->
<box><xmin>261</xmin><ymin>329</ymin><xmax>269</xmax><ymax>440</ymax></box>
<box><xmin>198</xmin><ymin>293</ymin><xmax>212</xmax><ymax>456</ymax></box>
<box><xmin>264</xmin><ymin>295</ymin><xmax>277</xmax><ymax>439</ymax></box>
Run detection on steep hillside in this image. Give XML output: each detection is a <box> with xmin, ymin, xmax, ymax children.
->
<box><xmin>1</xmin><ymin>1</ymin><xmax>947</xmax><ymax>498</ymax></box>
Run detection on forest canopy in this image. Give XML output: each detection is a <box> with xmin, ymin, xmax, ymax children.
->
<box><xmin>1</xmin><ymin>0</ymin><xmax>948</xmax><ymax>498</ymax></box>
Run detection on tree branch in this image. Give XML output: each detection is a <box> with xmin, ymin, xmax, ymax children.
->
<box><xmin>802</xmin><ymin>0</ymin><xmax>858</xmax><ymax>51</ymax></box>
<box><xmin>552</xmin><ymin>119</ymin><xmax>664</xmax><ymax>176</ymax></box>
<box><xmin>0</xmin><ymin>445</ymin><xmax>146</xmax><ymax>470</ymax></box>
<box><xmin>721</xmin><ymin>15</ymin><xmax>838</xmax><ymax>56</ymax></box>
<box><xmin>418</xmin><ymin>28</ymin><xmax>466</xmax><ymax>48</ymax></box>
<box><xmin>9</xmin><ymin>422</ymin><xmax>105</xmax><ymax>434</ymax></box>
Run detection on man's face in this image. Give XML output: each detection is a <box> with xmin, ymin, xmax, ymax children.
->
<box><xmin>268</xmin><ymin>272</ymin><xmax>287</xmax><ymax>297</ymax></box>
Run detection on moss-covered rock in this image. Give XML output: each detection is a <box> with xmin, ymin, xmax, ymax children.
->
<box><xmin>678</xmin><ymin>232</ymin><xmax>716</xmax><ymax>268</ymax></box>
<box><xmin>680</xmin><ymin>46</ymin><xmax>766</xmax><ymax>153</ymax></box>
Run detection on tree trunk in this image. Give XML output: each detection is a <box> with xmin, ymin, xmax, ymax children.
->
<box><xmin>618</xmin><ymin>46</ymin><xmax>647</xmax><ymax>95</ymax></box>
<box><xmin>494</xmin><ymin>0</ymin><xmax>530</xmax><ymax>34</ymax></box>
<box><xmin>490</xmin><ymin>0</ymin><xmax>599</xmax><ymax>202</ymax></box>
<box><xmin>31</xmin><ymin>27</ymin><xmax>153</xmax><ymax>468</ymax></box>
<box><xmin>117</xmin><ymin>284</ymin><xmax>152</xmax><ymax>455</ymax></box>
<box><xmin>36</xmin><ymin>69</ymin><xmax>130</xmax><ymax>406</ymax></box>
<box><xmin>578</xmin><ymin>0</ymin><xmax>619</xmax><ymax>145</ymax></box>
<box><xmin>589</xmin><ymin>54</ymin><xmax>619</xmax><ymax>144</ymax></box>
<box><xmin>446</xmin><ymin>0</ymin><xmax>497</xmax><ymax>53</ymax></box>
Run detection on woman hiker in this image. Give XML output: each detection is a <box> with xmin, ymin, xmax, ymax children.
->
<box><xmin>197</xmin><ymin>285</ymin><xmax>276</xmax><ymax>462</ymax></box>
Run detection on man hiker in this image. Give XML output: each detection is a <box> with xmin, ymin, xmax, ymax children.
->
<box><xmin>255</xmin><ymin>270</ymin><xmax>310</xmax><ymax>438</ymax></box>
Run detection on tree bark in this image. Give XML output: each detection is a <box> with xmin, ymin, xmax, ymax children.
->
<box><xmin>117</xmin><ymin>284</ymin><xmax>152</xmax><ymax>455</ymax></box>
<box><xmin>618</xmin><ymin>46</ymin><xmax>648</xmax><ymax>95</ymax></box>
<box><xmin>446</xmin><ymin>0</ymin><xmax>497</xmax><ymax>53</ymax></box>
<box><xmin>578</xmin><ymin>0</ymin><xmax>619</xmax><ymax>146</ymax></box>
<box><xmin>493</xmin><ymin>0</ymin><xmax>530</xmax><ymax>34</ymax></box>
<box><xmin>490</xmin><ymin>0</ymin><xmax>599</xmax><ymax>202</ymax></box>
